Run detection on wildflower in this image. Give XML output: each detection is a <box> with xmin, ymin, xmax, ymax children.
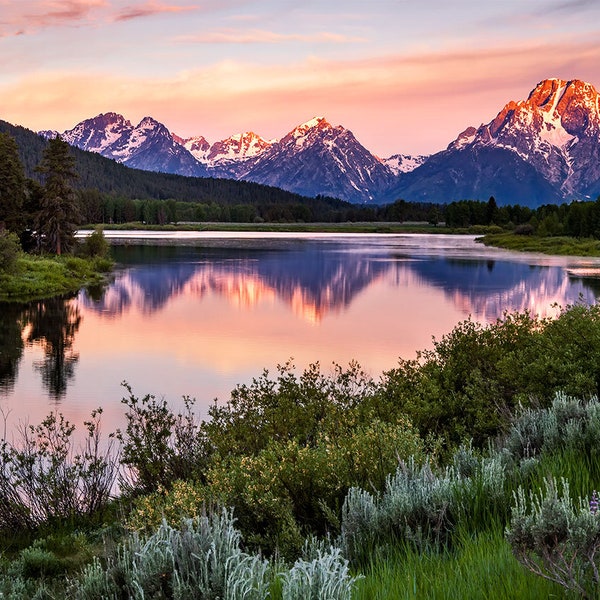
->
<box><xmin>590</xmin><ymin>490</ymin><xmax>599</xmax><ymax>515</ymax></box>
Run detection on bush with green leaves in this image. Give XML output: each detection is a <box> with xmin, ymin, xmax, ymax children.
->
<box><xmin>204</xmin><ymin>360</ymin><xmax>379</xmax><ymax>459</ymax></box>
<box><xmin>207</xmin><ymin>416</ymin><xmax>425</xmax><ymax>557</ymax></box>
<box><xmin>506</xmin><ymin>477</ymin><xmax>600</xmax><ymax>598</ymax></box>
<box><xmin>112</xmin><ymin>383</ymin><xmax>208</xmax><ymax>495</ymax></box>
<box><xmin>380</xmin><ymin>304</ymin><xmax>600</xmax><ymax>449</ymax></box>
<box><xmin>77</xmin><ymin>228</ymin><xmax>110</xmax><ymax>259</ymax></box>
<box><xmin>0</xmin><ymin>230</ymin><xmax>21</xmax><ymax>273</ymax></box>
<box><xmin>0</xmin><ymin>409</ymin><xmax>118</xmax><ymax>531</ymax></box>
<box><xmin>126</xmin><ymin>479</ymin><xmax>210</xmax><ymax>532</ymax></box>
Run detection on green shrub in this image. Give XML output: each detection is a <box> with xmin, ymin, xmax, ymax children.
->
<box><xmin>18</xmin><ymin>547</ymin><xmax>64</xmax><ymax>579</ymax></box>
<box><xmin>77</xmin><ymin>229</ymin><xmax>110</xmax><ymax>259</ymax></box>
<box><xmin>506</xmin><ymin>477</ymin><xmax>600</xmax><ymax>598</ymax></box>
<box><xmin>207</xmin><ymin>417</ymin><xmax>425</xmax><ymax>557</ymax></box>
<box><xmin>0</xmin><ymin>230</ymin><xmax>21</xmax><ymax>273</ymax></box>
<box><xmin>380</xmin><ymin>304</ymin><xmax>600</xmax><ymax>450</ymax></box>
<box><xmin>112</xmin><ymin>384</ymin><xmax>207</xmax><ymax>495</ymax></box>
<box><xmin>91</xmin><ymin>256</ymin><xmax>113</xmax><ymax>272</ymax></box>
<box><xmin>204</xmin><ymin>361</ymin><xmax>378</xmax><ymax>458</ymax></box>
<box><xmin>126</xmin><ymin>479</ymin><xmax>210</xmax><ymax>532</ymax></box>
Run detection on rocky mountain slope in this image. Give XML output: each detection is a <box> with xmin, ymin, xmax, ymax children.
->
<box><xmin>41</xmin><ymin>114</ymin><xmax>413</xmax><ymax>203</ymax></box>
<box><xmin>387</xmin><ymin>78</ymin><xmax>600</xmax><ymax>206</ymax></box>
<box><xmin>38</xmin><ymin>78</ymin><xmax>600</xmax><ymax>206</ymax></box>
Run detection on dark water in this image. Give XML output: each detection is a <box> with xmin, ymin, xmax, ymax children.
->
<box><xmin>1</xmin><ymin>233</ymin><xmax>600</xmax><ymax>434</ymax></box>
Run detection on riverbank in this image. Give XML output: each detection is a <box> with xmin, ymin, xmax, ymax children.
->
<box><xmin>0</xmin><ymin>255</ymin><xmax>113</xmax><ymax>303</ymax></box>
<box><xmin>93</xmin><ymin>222</ymin><xmax>600</xmax><ymax>257</ymax></box>
<box><xmin>2</xmin><ymin>304</ymin><xmax>600</xmax><ymax>598</ymax></box>
<box><xmin>89</xmin><ymin>221</ymin><xmax>500</xmax><ymax>235</ymax></box>
<box><xmin>479</xmin><ymin>232</ymin><xmax>600</xmax><ymax>256</ymax></box>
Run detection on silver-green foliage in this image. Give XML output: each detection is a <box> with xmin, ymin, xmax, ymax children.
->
<box><xmin>340</xmin><ymin>451</ymin><xmax>506</xmax><ymax>563</ymax></box>
<box><xmin>280</xmin><ymin>542</ymin><xmax>359</xmax><ymax>600</ymax></box>
<box><xmin>506</xmin><ymin>477</ymin><xmax>600</xmax><ymax>598</ymax></box>
<box><xmin>503</xmin><ymin>393</ymin><xmax>600</xmax><ymax>461</ymax></box>
<box><xmin>70</xmin><ymin>509</ymin><xmax>271</xmax><ymax>600</ymax></box>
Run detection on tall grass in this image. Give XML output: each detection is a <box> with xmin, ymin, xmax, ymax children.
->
<box><xmin>353</xmin><ymin>526</ymin><xmax>572</xmax><ymax>599</ymax></box>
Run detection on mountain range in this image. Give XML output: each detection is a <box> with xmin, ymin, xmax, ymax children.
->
<box><xmin>39</xmin><ymin>78</ymin><xmax>600</xmax><ymax>207</ymax></box>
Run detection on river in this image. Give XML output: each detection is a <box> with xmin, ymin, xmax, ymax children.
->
<box><xmin>1</xmin><ymin>232</ymin><xmax>600</xmax><ymax>436</ymax></box>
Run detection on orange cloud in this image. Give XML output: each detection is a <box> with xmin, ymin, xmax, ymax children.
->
<box><xmin>3</xmin><ymin>36</ymin><xmax>600</xmax><ymax>155</ymax></box>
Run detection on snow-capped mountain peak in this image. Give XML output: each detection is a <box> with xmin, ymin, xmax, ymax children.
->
<box><xmin>387</xmin><ymin>77</ymin><xmax>600</xmax><ymax>206</ymax></box>
<box><xmin>61</xmin><ymin>112</ymin><xmax>133</xmax><ymax>156</ymax></box>
<box><xmin>176</xmin><ymin>135</ymin><xmax>210</xmax><ymax>160</ymax></box>
<box><xmin>440</xmin><ymin>78</ymin><xmax>600</xmax><ymax>195</ymax></box>
<box><xmin>242</xmin><ymin>116</ymin><xmax>396</xmax><ymax>202</ymax></box>
<box><xmin>447</xmin><ymin>126</ymin><xmax>478</xmax><ymax>151</ymax></box>
<box><xmin>35</xmin><ymin>78</ymin><xmax>600</xmax><ymax>206</ymax></box>
<box><xmin>293</xmin><ymin>116</ymin><xmax>329</xmax><ymax>133</ymax></box>
<box><xmin>207</xmin><ymin>131</ymin><xmax>273</xmax><ymax>162</ymax></box>
<box><xmin>285</xmin><ymin>117</ymin><xmax>334</xmax><ymax>147</ymax></box>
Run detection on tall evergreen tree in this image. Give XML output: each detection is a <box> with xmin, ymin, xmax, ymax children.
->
<box><xmin>0</xmin><ymin>132</ymin><xmax>26</xmax><ymax>233</ymax></box>
<box><xmin>35</xmin><ymin>136</ymin><xmax>80</xmax><ymax>254</ymax></box>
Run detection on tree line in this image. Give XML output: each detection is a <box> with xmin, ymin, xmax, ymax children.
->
<box><xmin>445</xmin><ymin>196</ymin><xmax>600</xmax><ymax>237</ymax></box>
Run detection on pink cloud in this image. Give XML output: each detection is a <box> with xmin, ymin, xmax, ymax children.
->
<box><xmin>0</xmin><ymin>0</ymin><xmax>107</xmax><ymax>34</ymax></box>
<box><xmin>114</xmin><ymin>1</ymin><xmax>198</xmax><ymax>21</ymax></box>
<box><xmin>2</xmin><ymin>36</ymin><xmax>599</xmax><ymax>156</ymax></box>
<box><xmin>175</xmin><ymin>29</ymin><xmax>366</xmax><ymax>44</ymax></box>
<box><xmin>0</xmin><ymin>0</ymin><xmax>196</xmax><ymax>34</ymax></box>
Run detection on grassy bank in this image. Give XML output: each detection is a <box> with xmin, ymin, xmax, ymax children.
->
<box><xmin>0</xmin><ymin>254</ymin><xmax>113</xmax><ymax>302</ymax></box>
<box><xmin>354</xmin><ymin>529</ymin><xmax>568</xmax><ymax>599</ymax></box>
<box><xmin>479</xmin><ymin>232</ymin><xmax>600</xmax><ymax>256</ymax></box>
<box><xmin>87</xmin><ymin>221</ymin><xmax>500</xmax><ymax>235</ymax></box>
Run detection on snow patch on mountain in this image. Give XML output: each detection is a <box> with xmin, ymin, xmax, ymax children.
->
<box><xmin>384</xmin><ymin>153</ymin><xmax>429</xmax><ymax>175</ymax></box>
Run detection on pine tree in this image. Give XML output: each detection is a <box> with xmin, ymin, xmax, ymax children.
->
<box><xmin>0</xmin><ymin>132</ymin><xmax>26</xmax><ymax>233</ymax></box>
<box><xmin>35</xmin><ymin>136</ymin><xmax>80</xmax><ymax>254</ymax></box>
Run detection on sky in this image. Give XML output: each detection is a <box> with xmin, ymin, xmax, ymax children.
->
<box><xmin>1</xmin><ymin>0</ymin><xmax>600</xmax><ymax>157</ymax></box>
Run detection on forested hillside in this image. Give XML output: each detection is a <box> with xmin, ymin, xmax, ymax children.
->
<box><xmin>0</xmin><ymin>119</ymin><xmax>348</xmax><ymax>210</ymax></box>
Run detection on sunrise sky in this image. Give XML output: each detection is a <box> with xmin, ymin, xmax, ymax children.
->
<box><xmin>1</xmin><ymin>0</ymin><xmax>600</xmax><ymax>156</ymax></box>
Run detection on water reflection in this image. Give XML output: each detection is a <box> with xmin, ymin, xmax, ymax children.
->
<box><xmin>81</xmin><ymin>244</ymin><xmax>599</xmax><ymax>323</ymax></box>
<box><xmin>0</xmin><ymin>304</ymin><xmax>24</xmax><ymax>393</ymax></box>
<box><xmin>84</xmin><ymin>245</ymin><xmax>393</xmax><ymax>322</ymax></box>
<box><xmin>0</xmin><ymin>296</ymin><xmax>81</xmax><ymax>400</ymax></box>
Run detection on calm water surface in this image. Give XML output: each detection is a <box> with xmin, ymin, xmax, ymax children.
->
<box><xmin>2</xmin><ymin>232</ymin><xmax>600</xmax><ymax>435</ymax></box>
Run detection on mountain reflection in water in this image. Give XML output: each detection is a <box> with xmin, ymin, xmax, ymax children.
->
<box><xmin>82</xmin><ymin>243</ymin><xmax>597</xmax><ymax>323</ymax></box>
